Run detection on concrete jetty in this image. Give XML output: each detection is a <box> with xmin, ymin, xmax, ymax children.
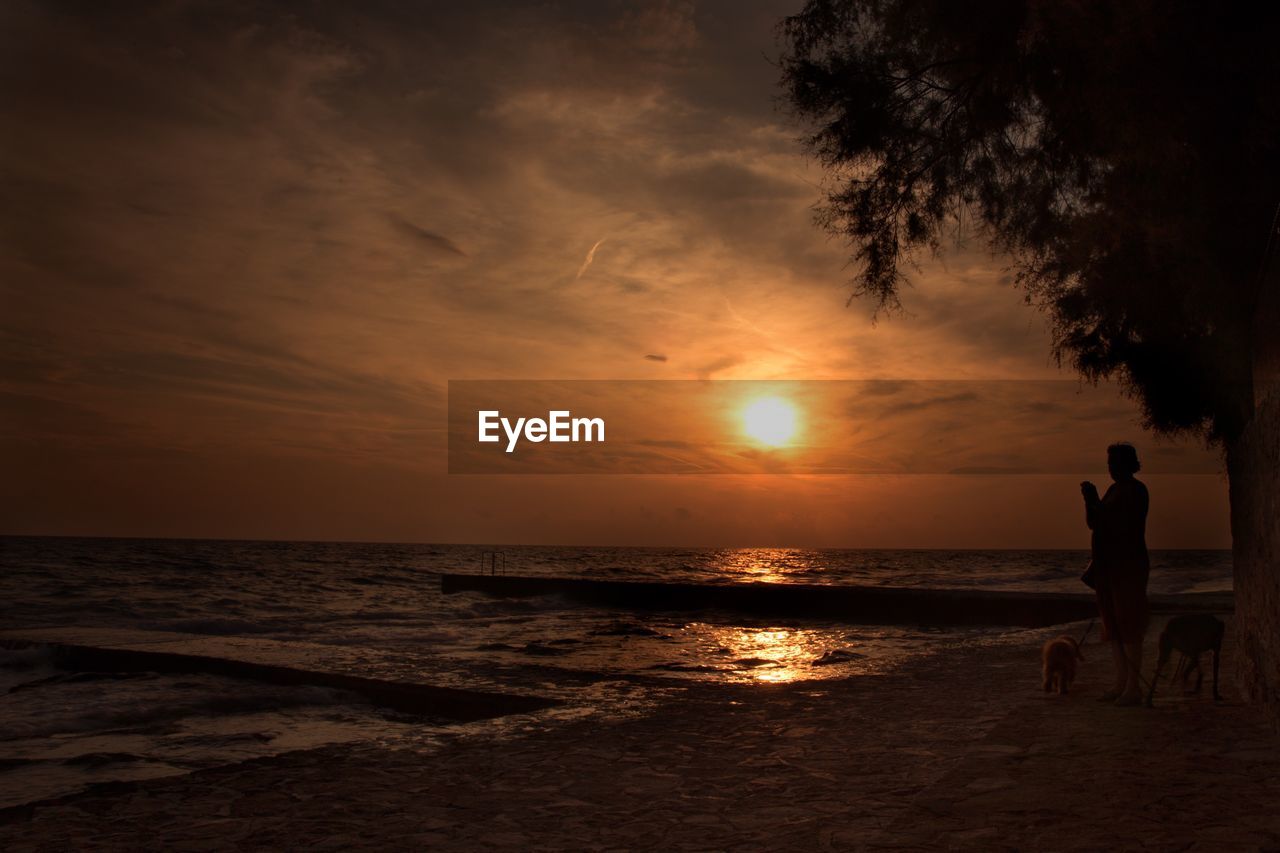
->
<box><xmin>441</xmin><ymin>573</ymin><xmax>1231</xmax><ymax>628</ymax></box>
<box><xmin>0</xmin><ymin>627</ymin><xmax>559</xmax><ymax>722</ymax></box>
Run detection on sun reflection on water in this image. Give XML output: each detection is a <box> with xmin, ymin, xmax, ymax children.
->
<box><xmin>710</xmin><ymin>547</ymin><xmax>823</xmax><ymax>585</ymax></box>
<box><xmin>450</xmin><ymin>547</ymin><xmax>961</xmax><ymax>687</ymax></box>
<box><xmin>684</xmin><ymin>623</ymin><xmax>857</xmax><ymax>684</ymax></box>
<box><xmin>664</xmin><ymin>548</ymin><xmax>899</xmax><ymax>683</ymax></box>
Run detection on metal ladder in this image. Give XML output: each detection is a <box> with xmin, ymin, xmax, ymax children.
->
<box><xmin>479</xmin><ymin>550</ymin><xmax>507</xmax><ymax>576</ymax></box>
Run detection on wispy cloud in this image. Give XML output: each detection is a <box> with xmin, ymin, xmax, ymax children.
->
<box><xmin>575</xmin><ymin>238</ymin><xmax>606</xmax><ymax>280</ymax></box>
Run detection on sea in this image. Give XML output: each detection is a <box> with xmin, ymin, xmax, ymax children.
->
<box><xmin>0</xmin><ymin>537</ymin><xmax>1233</xmax><ymax>809</ymax></box>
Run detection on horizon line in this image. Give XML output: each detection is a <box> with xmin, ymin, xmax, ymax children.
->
<box><xmin>0</xmin><ymin>532</ymin><xmax>1234</xmax><ymax>552</ymax></box>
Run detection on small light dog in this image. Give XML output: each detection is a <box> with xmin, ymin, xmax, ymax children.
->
<box><xmin>1041</xmin><ymin>635</ymin><xmax>1084</xmax><ymax>695</ymax></box>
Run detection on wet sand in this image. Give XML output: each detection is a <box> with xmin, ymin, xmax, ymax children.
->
<box><xmin>4</xmin><ymin>617</ymin><xmax>1278</xmax><ymax>851</ymax></box>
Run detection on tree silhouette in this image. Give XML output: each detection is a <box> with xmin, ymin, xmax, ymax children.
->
<box><xmin>780</xmin><ymin>0</ymin><xmax>1279</xmax><ymax>441</ymax></box>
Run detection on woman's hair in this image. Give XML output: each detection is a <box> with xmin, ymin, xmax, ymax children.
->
<box><xmin>1107</xmin><ymin>442</ymin><xmax>1141</xmax><ymax>474</ymax></box>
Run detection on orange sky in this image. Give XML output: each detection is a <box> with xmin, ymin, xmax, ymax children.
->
<box><xmin>0</xmin><ymin>0</ymin><xmax>1230</xmax><ymax>547</ymax></box>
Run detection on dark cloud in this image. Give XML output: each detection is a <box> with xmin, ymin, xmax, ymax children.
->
<box><xmin>387</xmin><ymin>214</ymin><xmax>467</xmax><ymax>257</ymax></box>
<box><xmin>144</xmin><ymin>292</ymin><xmax>242</xmax><ymax>320</ymax></box>
<box><xmin>878</xmin><ymin>392</ymin><xmax>981</xmax><ymax>418</ymax></box>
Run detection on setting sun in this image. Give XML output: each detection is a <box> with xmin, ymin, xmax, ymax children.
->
<box><xmin>741</xmin><ymin>396</ymin><xmax>799</xmax><ymax>447</ymax></box>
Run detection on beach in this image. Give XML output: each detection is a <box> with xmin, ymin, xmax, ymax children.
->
<box><xmin>5</xmin><ymin>615</ymin><xmax>1277</xmax><ymax>851</ymax></box>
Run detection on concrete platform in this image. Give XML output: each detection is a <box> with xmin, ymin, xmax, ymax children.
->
<box><xmin>441</xmin><ymin>573</ymin><xmax>1232</xmax><ymax>628</ymax></box>
<box><xmin>0</xmin><ymin>627</ymin><xmax>559</xmax><ymax>722</ymax></box>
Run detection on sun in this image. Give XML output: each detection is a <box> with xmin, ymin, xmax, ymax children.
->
<box><xmin>741</xmin><ymin>396</ymin><xmax>799</xmax><ymax>447</ymax></box>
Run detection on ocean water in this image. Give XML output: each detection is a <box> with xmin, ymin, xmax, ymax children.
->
<box><xmin>0</xmin><ymin>537</ymin><xmax>1232</xmax><ymax>808</ymax></box>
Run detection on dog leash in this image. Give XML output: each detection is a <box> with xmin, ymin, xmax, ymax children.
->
<box><xmin>1123</xmin><ymin>647</ymin><xmax>1157</xmax><ymax>697</ymax></box>
<box><xmin>1075</xmin><ymin>617</ymin><xmax>1158</xmax><ymax>703</ymax></box>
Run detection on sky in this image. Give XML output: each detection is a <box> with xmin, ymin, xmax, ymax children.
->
<box><xmin>0</xmin><ymin>0</ymin><xmax>1231</xmax><ymax>547</ymax></box>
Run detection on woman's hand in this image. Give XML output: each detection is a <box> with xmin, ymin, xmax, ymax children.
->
<box><xmin>1080</xmin><ymin>481</ymin><xmax>1099</xmax><ymax>501</ymax></box>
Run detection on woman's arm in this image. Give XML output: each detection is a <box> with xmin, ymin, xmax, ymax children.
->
<box><xmin>1082</xmin><ymin>481</ymin><xmax>1102</xmax><ymax>530</ymax></box>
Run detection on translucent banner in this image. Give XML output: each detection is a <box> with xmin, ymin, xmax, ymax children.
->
<box><xmin>447</xmin><ymin>380</ymin><xmax>1221</xmax><ymax>475</ymax></box>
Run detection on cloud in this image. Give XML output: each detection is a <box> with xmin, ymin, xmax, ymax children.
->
<box><xmin>695</xmin><ymin>354</ymin><xmax>745</xmax><ymax>380</ymax></box>
<box><xmin>575</xmin><ymin>238</ymin><xmax>606</xmax><ymax>279</ymax></box>
<box><xmin>388</xmin><ymin>214</ymin><xmax>467</xmax><ymax>257</ymax></box>
<box><xmin>878</xmin><ymin>391</ymin><xmax>981</xmax><ymax>418</ymax></box>
<box><xmin>0</xmin><ymin>0</ymin><xmax>1226</xmax><ymax>544</ymax></box>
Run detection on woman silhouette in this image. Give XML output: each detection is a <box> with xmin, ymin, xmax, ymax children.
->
<box><xmin>1081</xmin><ymin>443</ymin><xmax>1150</xmax><ymax>706</ymax></box>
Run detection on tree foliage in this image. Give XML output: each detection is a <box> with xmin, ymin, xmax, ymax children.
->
<box><xmin>780</xmin><ymin>0</ymin><xmax>1280</xmax><ymax>440</ymax></box>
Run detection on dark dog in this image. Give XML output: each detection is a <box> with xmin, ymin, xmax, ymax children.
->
<box><xmin>1146</xmin><ymin>614</ymin><xmax>1225</xmax><ymax>706</ymax></box>
<box><xmin>1171</xmin><ymin>652</ymin><xmax>1206</xmax><ymax>694</ymax></box>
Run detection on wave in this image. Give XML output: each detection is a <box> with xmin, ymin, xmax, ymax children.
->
<box><xmin>0</xmin><ymin>645</ymin><xmax>57</xmax><ymax>670</ymax></box>
<box><xmin>1</xmin><ymin>674</ymin><xmax>355</xmax><ymax>741</ymax></box>
<box><xmin>150</xmin><ymin>618</ymin><xmax>280</xmax><ymax>636</ymax></box>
